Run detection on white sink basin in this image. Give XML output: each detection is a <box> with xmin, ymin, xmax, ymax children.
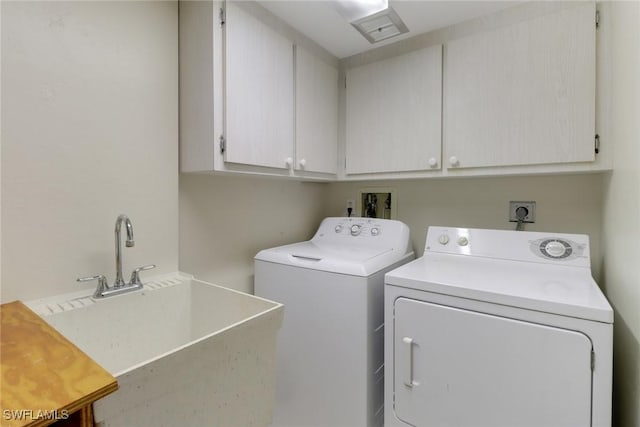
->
<box><xmin>26</xmin><ymin>272</ymin><xmax>284</xmax><ymax>427</ymax></box>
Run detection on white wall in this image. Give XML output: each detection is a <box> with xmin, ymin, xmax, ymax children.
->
<box><xmin>325</xmin><ymin>174</ymin><xmax>605</xmax><ymax>280</ymax></box>
<box><xmin>1</xmin><ymin>1</ymin><xmax>179</xmax><ymax>302</ymax></box>
<box><xmin>179</xmin><ymin>174</ymin><xmax>327</xmax><ymax>294</ymax></box>
<box><xmin>602</xmin><ymin>2</ymin><xmax>640</xmax><ymax>425</ymax></box>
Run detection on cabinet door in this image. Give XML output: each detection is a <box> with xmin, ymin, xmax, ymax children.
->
<box><xmin>346</xmin><ymin>45</ymin><xmax>442</xmax><ymax>175</ymax></box>
<box><xmin>224</xmin><ymin>3</ymin><xmax>293</xmax><ymax>170</ymax></box>
<box><xmin>445</xmin><ymin>2</ymin><xmax>596</xmax><ymax>169</ymax></box>
<box><xmin>295</xmin><ymin>47</ymin><xmax>338</xmax><ymax>175</ymax></box>
<box><xmin>393</xmin><ymin>297</ymin><xmax>592</xmax><ymax>427</ymax></box>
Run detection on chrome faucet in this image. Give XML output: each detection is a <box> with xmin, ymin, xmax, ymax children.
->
<box><xmin>77</xmin><ymin>214</ymin><xmax>155</xmax><ymax>298</ymax></box>
<box><xmin>114</xmin><ymin>214</ymin><xmax>135</xmax><ymax>288</ymax></box>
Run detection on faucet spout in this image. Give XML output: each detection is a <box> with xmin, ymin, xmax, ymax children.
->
<box><xmin>115</xmin><ymin>214</ymin><xmax>135</xmax><ymax>287</ymax></box>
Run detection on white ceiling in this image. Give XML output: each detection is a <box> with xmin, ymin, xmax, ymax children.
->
<box><xmin>258</xmin><ymin>1</ymin><xmax>521</xmax><ymax>58</ymax></box>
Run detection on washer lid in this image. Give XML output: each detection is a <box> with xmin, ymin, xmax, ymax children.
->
<box><xmin>385</xmin><ymin>253</ymin><xmax>613</xmax><ymax>323</ymax></box>
<box><xmin>256</xmin><ymin>241</ymin><xmax>408</xmax><ymax>276</ymax></box>
<box><xmin>255</xmin><ymin>217</ymin><xmax>414</xmax><ymax>276</ymax></box>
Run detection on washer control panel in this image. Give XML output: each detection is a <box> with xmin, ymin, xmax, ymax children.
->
<box><xmin>316</xmin><ymin>218</ymin><xmax>391</xmax><ymax>239</ymax></box>
<box><xmin>333</xmin><ymin>218</ymin><xmax>383</xmax><ymax>237</ymax></box>
<box><xmin>312</xmin><ymin>217</ymin><xmax>412</xmax><ymax>254</ymax></box>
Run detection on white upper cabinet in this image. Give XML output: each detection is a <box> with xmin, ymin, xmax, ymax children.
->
<box><xmin>181</xmin><ymin>1</ymin><xmax>606</xmax><ymax>180</ymax></box>
<box><xmin>295</xmin><ymin>46</ymin><xmax>338</xmax><ymax>175</ymax></box>
<box><xmin>224</xmin><ymin>3</ymin><xmax>294</xmax><ymax>170</ymax></box>
<box><xmin>345</xmin><ymin>45</ymin><xmax>443</xmax><ymax>175</ymax></box>
<box><xmin>179</xmin><ymin>1</ymin><xmax>337</xmax><ymax>179</ymax></box>
<box><xmin>444</xmin><ymin>2</ymin><xmax>596</xmax><ymax>170</ymax></box>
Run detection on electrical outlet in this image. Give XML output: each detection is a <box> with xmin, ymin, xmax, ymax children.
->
<box><xmin>509</xmin><ymin>201</ymin><xmax>536</xmax><ymax>223</ymax></box>
<box><xmin>346</xmin><ymin>199</ymin><xmax>355</xmax><ymax>216</ymax></box>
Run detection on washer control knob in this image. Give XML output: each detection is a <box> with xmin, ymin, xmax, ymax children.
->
<box><xmin>371</xmin><ymin>227</ymin><xmax>380</xmax><ymax>236</ymax></box>
<box><xmin>350</xmin><ymin>224</ymin><xmax>362</xmax><ymax>236</ymax></box>
<box><xmin>457</xmin><ymin>236</ymin><xmax>469</xmax><ymax>246</ymax></box>
<box><xmin>438</xmin><ymin>234</ymin><xmax>449</xmax><ymax>245</ymax></box>
<box><xmin>449</xmin><ymin>156</ymin><xmax>460</xmax><ymax>167</ymax></box>
<box><xmin>545</xmin><ymin>240</ymin><xmax>567</xmax><ymax>257</ymax></box>
<box><xmin>428</xmin><ymin>157</ymin><xmax>438</xmax><ymax>168</ymax></box>
<box><xmin>334</xmin><ymin>225</ymin><xmax>343</xmax><ymax>233</ymax></box>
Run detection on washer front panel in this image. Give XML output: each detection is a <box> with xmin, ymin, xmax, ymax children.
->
<box><xmin>393</xmin><ymin>297</ymin><xmax>592</xmax><ymax>427</ymax></box>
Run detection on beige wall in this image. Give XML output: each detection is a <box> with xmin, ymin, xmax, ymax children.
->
<box><xmin>1</xmin><ymin>1</ymin><xmax>636</xmax><ymax>422</ymax></box>
<box><xmin>180</xmin><ymin>173</ymin><xmax>606</xmax><ymax>295</ymax></box>
<box><xmin>324</xmin><ymin>174</ymin><xmax>605</xmax><ymax>280</ymax></box>
<box><xmin>602</xmin><ymin>2</ymin><xmax>640</xmax><ymax>426</ymax></box>
<box><xmin>1</xmin><ymin>2</ymin><xmax>179</xmax><ymax>302</ymax></box>
<box><xmin>179</xmin><ymin>174</ymin><xmax>327</xmax><ymax>294</ymax></box>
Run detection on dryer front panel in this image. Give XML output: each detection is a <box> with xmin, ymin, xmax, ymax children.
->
<box><xmin>393</xmin><ymin>297</ymin><xmax>593</xmax><ymax>427</ymax></box>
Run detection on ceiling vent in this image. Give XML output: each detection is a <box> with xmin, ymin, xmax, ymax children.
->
<box><xmin>350</xmin><ymin>6</ymin><xmax>409</xmax><ymax>44</ymax></box>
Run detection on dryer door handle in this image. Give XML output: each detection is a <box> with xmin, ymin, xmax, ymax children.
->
<box><xmin>402</xmin><ymin>337</ymin><xmax>415</xmax><ymax>387</ymax></box>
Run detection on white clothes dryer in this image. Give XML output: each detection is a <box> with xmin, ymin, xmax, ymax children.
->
<box><xmin>385</xmin><ymin>226</ymin><xmax>613</xmax><ymax>427</ymax></box>
<box><xmin>255</xmin><ymin>217</ymin><xmax>414</xmax><ymax>427</ymax></box>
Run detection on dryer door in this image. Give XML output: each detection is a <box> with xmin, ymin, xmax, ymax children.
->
<box><xmin>393</xmin><ymin>297</ymin><xmax>593</xmax><ymax>427</ymax></box>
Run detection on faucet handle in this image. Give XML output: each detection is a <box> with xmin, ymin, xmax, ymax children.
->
<box><xmin>129</xmin><ymin>264</ymin><xmax>156</xmax><ymax>285</ymax></box>
<box><xmin>77</xmin><ymin>274</ymin><xmax>108</xmax><ymax>285</ymax></box>
<box><xmin>77</xmin><ymin>274</ymin><xmax>109</xmax><ymax>298</ymax></box>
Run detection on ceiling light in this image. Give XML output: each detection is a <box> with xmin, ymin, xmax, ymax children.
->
<box><xmin>332</xmin><ymin>0</ymin><xmax>389</xmax><ymax>23</ymax></box>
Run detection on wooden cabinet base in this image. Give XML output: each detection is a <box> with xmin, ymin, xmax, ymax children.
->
<box><xmin>53</xmin><ymin>406</ymin><xmax>93</xmax><ymax>427</ymax></box>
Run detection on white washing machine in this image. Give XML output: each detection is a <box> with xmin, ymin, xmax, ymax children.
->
<box><xmin>255</xmin><ymin>217</ymin><xmax>414</xmax><ymax>427</ymax></box>
<box><xmin>385</xmin><ymin>226</ymin><xmax>613</xmax><ymax>427</ymax></box>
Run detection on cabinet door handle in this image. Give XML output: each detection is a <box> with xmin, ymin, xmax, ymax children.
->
<box><xmin>299</xmin><ymin>158</ymin><xmax>307</xmax><ymax>168</ymax></box>
<box><xmin>402</xmin><ymin>336</ymin><xmax>415</xmax><ymax>387</ymax></box>
<box><xmin>428</xmin><ymin>157</ymin><xmax>438</xmax><ymax>168</ymax></box>
<box><xmin>449</xmin><ymin>156</ymin><xmax>459</xmax><ymax>167</ymax></box>
<box><xmin>285</xmin><ymin>157</ymin><xmax>293</xmax><ymax>167</ymax></box>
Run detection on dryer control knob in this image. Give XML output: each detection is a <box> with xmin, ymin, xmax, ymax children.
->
<box><xmin>545</xmin><ymin>240</ymin><xmax>567</xmax><ymax>257</ymax></box>
<box><xmin>334</xmin><ymin>225</ymin><xmax>343</xmax><ymax>233</ymax></box>
<box><xmin>457</xmin><ymin>236</ymin><xmax>469</xmax><ymax>246</ymax></box>
<box><xmin>350</xmin><ymin>224</ymin><xmax>362</xmax><ymax>236</ymax></box>
<box><xmin>438</xmin><ymin>234</ymin><xmax>449</xmax><ymax>245</ymax></box>
<box><xmin>371</xmin><ymin>227</ymin><xmax>380</xmax><ymax>236</ymax></box>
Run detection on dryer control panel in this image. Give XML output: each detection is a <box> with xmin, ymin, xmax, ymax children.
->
<box><xmin>425</xmin><ymin>226</ymin><xmax>590</xmax><ymax>268</ymax></box>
